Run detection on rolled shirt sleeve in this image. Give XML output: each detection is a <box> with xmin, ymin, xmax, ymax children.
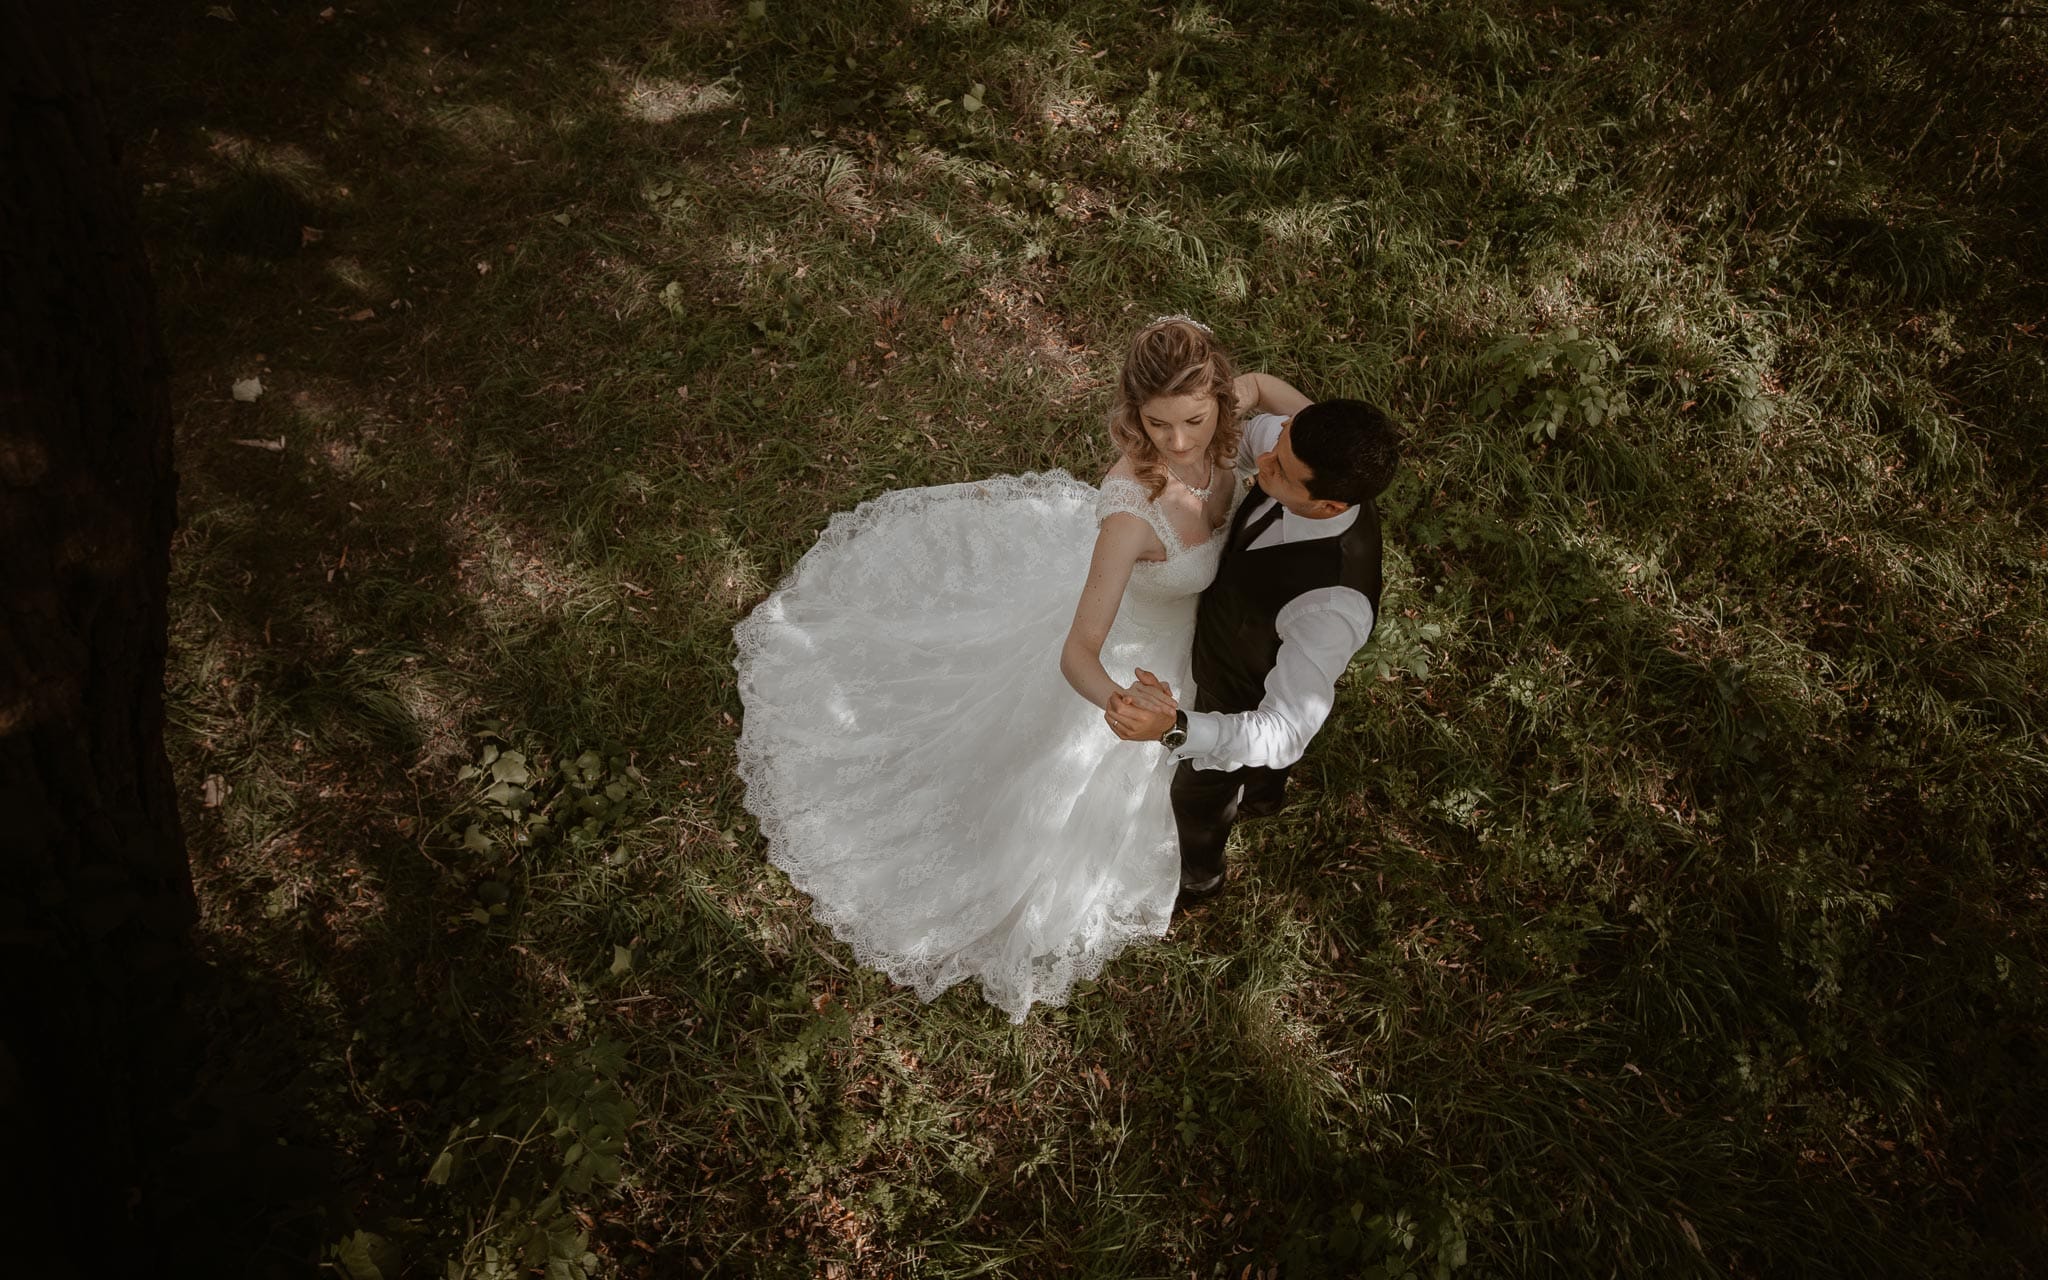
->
<box><xmin>1238</xmin><ymin>413</ymin><xmax>1286</xmax><ymax>473</ymax></box>
<box><xmin>1174</xmin><ymin>586</ymin><xmax>1376</xmax><ymax>772</ymax></box>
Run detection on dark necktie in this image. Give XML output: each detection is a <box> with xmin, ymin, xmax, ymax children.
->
<box><xmin>1232</xmin><ymin>496</ymin><xmax>1284</xmax><ymax>552</ymax></box>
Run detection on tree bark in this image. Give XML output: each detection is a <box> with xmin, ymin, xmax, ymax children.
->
<box><xmin>0</xmin><ymin>0</ymin><xmax>193</xmax><ymax>1263</ymax></box>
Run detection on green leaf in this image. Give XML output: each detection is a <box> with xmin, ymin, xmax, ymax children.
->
<box><xmin>485</xmin><ymin>781</ymin><xmax>531</xmax><ymax>809</ymax></box>
<box><xmin>610</xmin><ymin>944</ymin><xmax>634</xmax><ymax>975</ymax></box>
<box><xmin>491</xmin><ymin>752</ymin><xmax>530</xmax><ymax>785</ymax></box>
<box><xmin>462</xmin><ymin>824</ymin><xmax>494</xmax><ymax>853</ymax></box>
<box><xmin>426</xmin><ymin>1149</ymin><xmax>454</xmax><ymax>1186</ymax></box>
<box><xmin>334</xmin><ymin>1231</ymin><xmax>393</xmax><ymax>1280</ymax></box>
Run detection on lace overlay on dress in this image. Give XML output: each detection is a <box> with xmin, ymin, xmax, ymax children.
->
<box><xmin>733</xmin><ymin>470</ymin><xmax>1226</xmax><ymax>1022</ymax></box>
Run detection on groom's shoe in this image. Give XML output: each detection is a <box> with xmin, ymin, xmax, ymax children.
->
<box><xmin>1176</xmin><ymin>870</ymin><xmax>1225</xmax><ymax>910</ymax></box>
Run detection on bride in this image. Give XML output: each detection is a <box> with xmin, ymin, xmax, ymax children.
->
<box><xmin>734</xmin><ymin>317</ymin><xmax>1297</xmax><ymax>1020</ymax></box>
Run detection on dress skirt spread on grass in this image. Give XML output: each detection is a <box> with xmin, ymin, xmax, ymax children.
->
<box><xmin>733</xmin><ymin>471</ymin><xmax>1222</xmax><ymax>1021</ymax></box>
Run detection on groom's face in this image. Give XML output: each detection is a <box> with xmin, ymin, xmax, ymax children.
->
<box><xmin>1256</xmin><ymin>418</ymin><xmax>1345</xmax><ymax>518</ymax></box>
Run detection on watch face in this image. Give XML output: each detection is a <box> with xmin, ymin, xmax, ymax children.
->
<box><xmin>1161</xmin><ymin>709</ymin><xmax>1188</xmax><ymax>749</ymax></box>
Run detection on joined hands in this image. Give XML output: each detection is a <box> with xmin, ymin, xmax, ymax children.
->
<box><xmin>1105</xmin><ymin>669</ymin><xmax>1179</xmax><ymax>742</ymax></box>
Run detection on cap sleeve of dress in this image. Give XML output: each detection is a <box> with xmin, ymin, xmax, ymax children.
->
<box><xmin>1094</xmin><ymin>475</ymin><xmax>1157</xmax><ymax>528</ymax></box>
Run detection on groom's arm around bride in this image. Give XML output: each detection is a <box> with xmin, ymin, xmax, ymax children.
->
<box><xmin>1109</xmin><ymin>388</ymin><xmax>1403</xmax><ymax>899</ymax></box>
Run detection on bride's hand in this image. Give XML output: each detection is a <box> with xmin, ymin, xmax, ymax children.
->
<box><xmin>1105</xmin><ymin>673</ymin><xmax>1177</xmax><ymax>741</ymax></box>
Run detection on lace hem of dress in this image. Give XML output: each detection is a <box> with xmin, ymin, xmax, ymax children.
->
<box><xmin>796</xmin><ymin>880</ymin><xmax>1172</xmax><ymax>1023</ymax></box>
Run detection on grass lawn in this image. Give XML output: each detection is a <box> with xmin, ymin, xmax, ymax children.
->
<box><xmin>105</xmin><ymin>0</ymin><xmax>2044</xmax><ymax>1275</ymax></box>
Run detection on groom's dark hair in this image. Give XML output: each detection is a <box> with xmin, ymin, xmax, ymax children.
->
<box><xmin>1291</xmin><ymin>398</ymin><xmax>1402</xmax><ymax>506</ymax></box>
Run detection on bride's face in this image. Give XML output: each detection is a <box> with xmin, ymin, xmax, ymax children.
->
<box><xmin>1137</xmin><ymin>390</ymin><xmax>1218</xmax><ymax>466</ymax></box>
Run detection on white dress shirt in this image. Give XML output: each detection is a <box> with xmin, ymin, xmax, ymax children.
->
<box><xmin>1172</xmin><ymin>413</ymin><xmax>1377</xmax><ymax>772</ymax></box>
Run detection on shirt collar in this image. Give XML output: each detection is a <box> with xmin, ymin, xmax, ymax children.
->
<box><xmin>1256</xmin><ymin>498</ymin><xmax>1360</xmax><ymax>544</ymax></box>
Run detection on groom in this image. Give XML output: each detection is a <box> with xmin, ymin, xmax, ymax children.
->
<box><xmin>1108</xmin><ymin>379</ymin><xmax>1402</xmax><ymax>901</ymax></box>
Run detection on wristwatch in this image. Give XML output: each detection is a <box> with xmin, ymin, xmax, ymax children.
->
<box><xmin>1160</xmin><ymin>709</ymin><xmax>1188</xmax><ymax>751</ymax></box>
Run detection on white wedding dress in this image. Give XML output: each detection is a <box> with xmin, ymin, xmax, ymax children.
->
<box><xmin>733</xmin><ymin>470</ymin><xmax>1226</xmax><ymax>1021</ymax></box>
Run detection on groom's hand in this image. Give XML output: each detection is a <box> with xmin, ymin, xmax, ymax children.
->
<box><xmin>1106</xmin><ymin>670</ymin><xmax>1178</xmax><ymax>741</ymax></box>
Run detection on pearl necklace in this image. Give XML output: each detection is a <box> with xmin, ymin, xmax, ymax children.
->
<box><xmin>1168</xmin><ymin>457</ymin><xmax>1215</xmax><ymax>500</ymax></box>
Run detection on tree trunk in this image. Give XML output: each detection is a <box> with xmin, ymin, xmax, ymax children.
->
<box><xmin>0</xmin><ymin>0</ymin><xmax>193</xmax><ymax>1264</ymax></box>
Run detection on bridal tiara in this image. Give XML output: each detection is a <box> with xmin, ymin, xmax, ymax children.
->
<box><xmin>1147</xmin><ymin>313</ymin><xmax>1213</xmax><ymax>335</ymax></box>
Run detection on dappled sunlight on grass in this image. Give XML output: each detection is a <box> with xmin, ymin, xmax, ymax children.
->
<box><xmin>615</xmin><ymin>70</ymin><xmax>740</xmax><ymax>123</ymax></box>
<box><xmin>423</xmin><ymin>101</ymin><xmax>533</xmax><ymax>153</ymax></box>
<box><xmin>582</xmin><ymin>252</ymin><xmax>665</xmax><ymax>322</ymax></box>
<box><xmin>1251</xmin><ymin>198</ymin><xmax>1358</xmax><ymax>252</ymax></box>
<box><xmin>321</xmin><ymin>255</ymin><xmax>390</xmax><ymax>300</ymax></box>
<box><xmin>449</xmin><ymin>511</ymin><xmax>633</xmax><ymax>635</ymax></box>
<box><xmin>698</xmin><ymin>526</ymin><xmax>770</xmax><ymax>614</ymax></box>
<box><xmin>193</xmin><ymin>130</ymin><xmax>346</xmax><ymax>199</ymax></box>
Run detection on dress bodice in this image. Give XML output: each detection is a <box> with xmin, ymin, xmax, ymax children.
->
<box><xmin>1094</xmin><ymin>476</ymin><xmax>1227</xmax><ymax>631</ymax></box>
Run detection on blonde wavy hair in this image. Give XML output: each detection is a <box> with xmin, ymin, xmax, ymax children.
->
<box><xmin>1108</xmin><ymin>318</ymin><xmax>1241</xmax><ymax>499</ymax></box>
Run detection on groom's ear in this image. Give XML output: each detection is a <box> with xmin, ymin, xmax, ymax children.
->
<box><xmin>1308</xmin><ymin>497</ymin><xmax>1350</xmax><ymax>518</ymax></box>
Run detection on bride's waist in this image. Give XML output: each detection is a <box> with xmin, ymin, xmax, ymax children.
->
<box><xmin>1109</xmin><ymin>594</ymin><xmax>1196</xmax><ymax>636</ymax></box>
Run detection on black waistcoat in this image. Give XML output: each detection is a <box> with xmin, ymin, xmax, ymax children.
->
<box><xmin>1192</xmin><ymin>488</ymin><xmax>1384</xmax><ymax>714</ymax></box>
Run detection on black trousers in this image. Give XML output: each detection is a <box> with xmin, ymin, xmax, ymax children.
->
<box><xmin>1170</xmin><ymin>757</ymin><xmax>1291</xmax><ymax>883</ymax></box>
